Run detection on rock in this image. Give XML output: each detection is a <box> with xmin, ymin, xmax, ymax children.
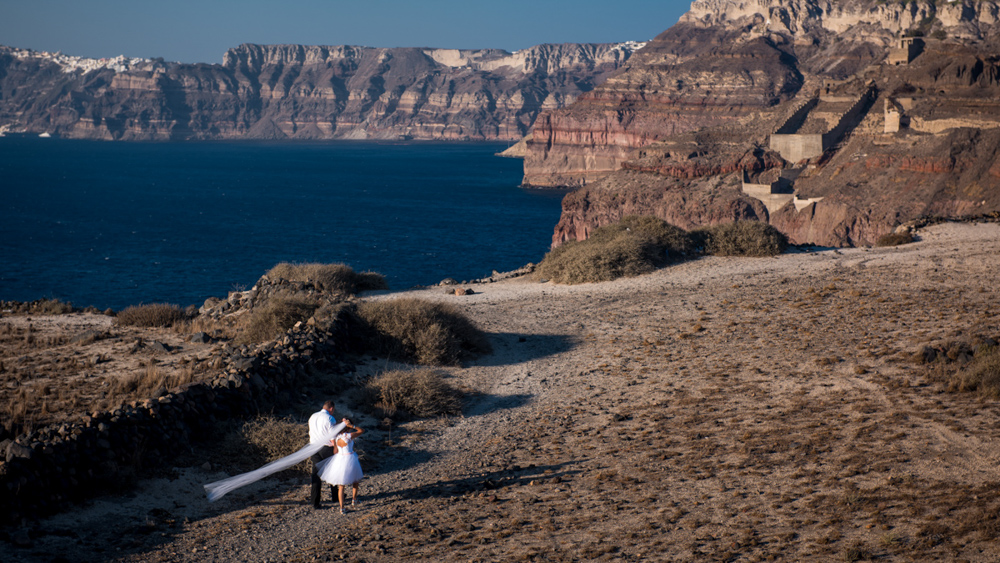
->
<box><xmin>6</xmin><ymin>441</ymin><xmax>33</xmax><ymax>462</ymax></box>
<box><xmin>920</xmin><ymin>346</ymin><xmax>938</xmax><ymax>363</ymax></box>
<box><xmin>69</xmin><ymin>330</ymin><xmax>102</xmax><ymax>345</ymax></box>
<box><xmin>232</xmin><ymin>357</ymin><xmax>255</xmax><ymax>371</ymax></box>
<box><xmin>148</xmin><ymin>341</ymin><xmax>171</xmax><ymax>353</ymax></box>
<box><xmin>189</xmin><ymin>332</ymin><xmax>211</xmax><ymax>344</ymax></box>
<box><xmin>439</xmin><ymin>278</ymin><xmax>458</xmax><ymax>286</ymax></box>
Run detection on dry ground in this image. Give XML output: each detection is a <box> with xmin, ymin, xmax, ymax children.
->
<box><xmin>0</xmin><ymin>313</ymin><xmax>221</xmax><ymax>432</ymax></box>
<box><xmin>5</xmin><ymin>221</ymin><xmax>1000</xmax><ymax>562</ymax></box>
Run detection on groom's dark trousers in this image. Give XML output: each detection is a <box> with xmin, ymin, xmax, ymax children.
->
<box><xmin>310</xmin><ymin>445</ymin><xmax>335</xmax><ymax>507</ymax></box>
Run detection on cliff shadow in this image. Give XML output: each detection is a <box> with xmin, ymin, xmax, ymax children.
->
<box><xmin>473</xmin><ymin>332</ymin><xmax>577</xmax><ymax>368</ymax></box>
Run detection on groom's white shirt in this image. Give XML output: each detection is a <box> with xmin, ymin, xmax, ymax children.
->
<box><xmin>308</xmin><ymin>409</ymin><xmax>336</xmax><ymax>444</ymax></box>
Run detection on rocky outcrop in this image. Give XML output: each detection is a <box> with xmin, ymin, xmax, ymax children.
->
<box><xmin>522</xmin><ymin>26</ymin><xmax>804</xmax><ymax>187</ymax></box>
<box><xmin>538</xmin><ymin>0</ymin><xmax>1000</xmax><ymax>247</ymax></box>
<box><xmin>552</xmin><ymin>170</ymin><xmax>770</xmax><ymax>246</ymax></box>
<box><xmin>523</xmin><ymin>0</ymin><xmax>1000</xmax><ymax>188</ymax></box>
<box><xmin>0</xmin><ymin>42</ymin><xmax>640</xmax><ymax>141</ymax></box>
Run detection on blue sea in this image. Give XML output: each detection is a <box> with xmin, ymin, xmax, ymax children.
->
<box><xmin>0</xmin><ymin>137</ymin><xmax>565</xmax><ymax>311</ymax></box>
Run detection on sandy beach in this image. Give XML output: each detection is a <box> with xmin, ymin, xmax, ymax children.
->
<box><xmin>6</xmin><ymin>221</ymin><xmax>1000</xmax><ymax>562</ymax></box>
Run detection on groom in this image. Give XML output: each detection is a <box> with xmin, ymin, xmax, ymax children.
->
<box><xmin>308</xmin><ymin>400</ymin><xmax>341</xmax><ymax>509</ymax></box>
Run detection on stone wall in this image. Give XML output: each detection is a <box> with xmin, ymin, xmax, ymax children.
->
<box><xmin>0</xmin><ymin>314</ymin><xmax>352</xmax><ymax>525</ymax></box>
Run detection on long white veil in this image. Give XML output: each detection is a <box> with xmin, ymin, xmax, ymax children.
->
<box><xmin>204</xmin><ymin>421</ymin><xmax>347</xmax><ymax>502</ymax></box>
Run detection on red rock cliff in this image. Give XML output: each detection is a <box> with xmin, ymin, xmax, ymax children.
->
<box><xmin>522</xmin><ymin>25</ymin><xmax>804</xmax><ymax>187</ymax></box>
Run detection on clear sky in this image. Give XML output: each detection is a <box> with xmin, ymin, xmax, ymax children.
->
<box><xmin>1</xmin><ymin>0</ymin><xmax>692</xmax><ymax>64</ymax></box>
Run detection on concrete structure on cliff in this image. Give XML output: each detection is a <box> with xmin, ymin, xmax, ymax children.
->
<box><xmin>769</xmin><ymin>85</ymin><xmax>877</xmax><ymax>163</ymax></box>
<box><xmin>745</xmin><ymin>82</ymin><xmax>879</xmax><ymax>214</ymax></box>
<box><xmin>741</xmin><ymin>168</ymin><xmax>824</xmax><ymax>214</ymax></box>
<box><xmin>888</xmin><ymin>37</ymin><xmax>922</xmax><ymax>65</ymax></box>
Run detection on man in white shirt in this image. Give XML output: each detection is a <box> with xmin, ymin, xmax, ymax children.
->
<box><xmin>308</xmin><ymin>400</ymin><xmax>339</xmax><ymax>508</ymax></box>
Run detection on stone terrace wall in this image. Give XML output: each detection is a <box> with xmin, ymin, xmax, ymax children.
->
<box><xmin>0</xmin><ymin>313</ymin><xmax>353</xmax><ymax>525</ymax></box>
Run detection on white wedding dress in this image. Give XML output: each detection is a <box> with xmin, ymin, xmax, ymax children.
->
<box><xmin>317</xmin><ymin>432</ymin><xmax>363</xmax><ymax>485</ymax></box>
<box><xmin>204</xmin><ymin>421</ymin><xmax>346</xmax><ymax>502</ymax></box>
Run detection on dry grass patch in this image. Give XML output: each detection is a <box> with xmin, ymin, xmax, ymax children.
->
<box><xmin>267</xmin><ymin>262</ymin><xmax>388</xmax><ymax>294</ymax></box>
<box><xmin>949</xmin><ymin>345</ymin><xmax>1000</xmax><ymax>397</ymax></box>
<box><xmin>0</xmin><ymin>299</ymin><xmax>76</xmax><ymax>315</ymax></box>
<box><xmin>238</xmin><ymin>295</ymin><xmax>321</xmax><ymax>344</ymax></box>
<box><xmin>210</xmin><ymin>415</ymin><xmax>310</xmax><ymax>475</ymax></box>
<box><xmin>536</xmin><ymin>216</ymin><xmax>692</xmax><ymax>284</ymax></box>
<box><xmin>696</xmin><ymin>220</ymin><xmax>788</xmax><ymax>257</ymax></box>
<box><xmin>115</xmin><ymin>304</ymin><xmax>185</xmax><ymax>327</ymax></box>
<box><xmin>364</xmin><ymin>368</ymin><xmax>463</xmax><ymax>418</ymax></box>
<box><xmin>357</xmin><ymin>298</ymin><xmax>491</xmax><ymax>365</ymax></box>
<box><xmin>241</xmin><ymin>415</ymin><xmax>310</xmax><ymax>473</ymax></box>
<box><xmin>108</xmin><ymin>362</ymin><xmax>204</xmax><ymax>402</ymax></box>
<box><xmin>876</xmin><ymin>232</ymin><xmax>915</xmax><ymax>247</ymax></box>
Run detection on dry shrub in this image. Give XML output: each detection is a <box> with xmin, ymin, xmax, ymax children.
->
<box><xmin>239</xmin><ymin>295</ymin><xmax>321</xmax><ymax>344</ymax></box>
<box><xmin>108</xmin><ymin>363</ymin><xmax>202</xmax><ymax>404</ymax></box>
<box><xmin>876</xmin><ymin>231</ymin><xmax>915</xmax><ymax>247</ymax></box>
<box><xmin>115</xmin><ymin>303</ymin><xmax>185</xmax><ymax>327</ymax></box>
<box><xmin>241</xmin><ymin>416</ymin><xmax>310</xmax><ymax>473</ymax></box>
<box><xmin>357</xmin><ymin>298</ymin><xmax>491</xmax><ymax>365</ymax></box>
<box><xmin>365</xmin><ymin>369</ymin><xmax>462</xmax><ymax>418</ymax></box>
<box><xmin>696</xmin><ymin>221</ymin><xmax>787</xmax><ymax>257</ymax></box>
<box><xmin>0</xmin><ymin>299</ymin><xmax>75</xmax><ymax>315</ymax></box>
<box><xmin>209</xmin><ymin>416</ymin><xmax>309</xmax><ymax>474</ymax></box>
<box><xmin>535</xmin><ymin>216</ymin><xmax>693</xmax><ymax>284</ymax></box>
<box><xmin>267</xmin><ymin>262</ymin><xmax>388</xmax><ymax>294</ymax></box>
<box><xmin>949</xmin><ymin>346</ymin><xmax>1000</xmax><ymax>397</ymax></box>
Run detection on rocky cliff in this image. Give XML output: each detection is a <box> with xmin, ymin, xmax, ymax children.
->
<box><xmin>537</xmin><ymin>0</ymin><xmax>1000</xmax><ymax>247</ymax></box>
<box><xmin>0</xmin><ymin>42</ymin><xmax>640</xmax><ymax>141</ymax></box>
<box><xmin>525</xmin><ymin>0</ymin><xmax>1000</xmax><ymax>189</ymax></box>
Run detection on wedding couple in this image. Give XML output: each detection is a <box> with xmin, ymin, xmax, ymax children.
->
<box><xmin>309</xmin><ymin>400</ymin><xmax>364</xmax><ymax>513</ymax></box>
<box><xmin>203</xmin><ymin>400</ymin><xmax>364</xmax><ymax>513</ymax></box>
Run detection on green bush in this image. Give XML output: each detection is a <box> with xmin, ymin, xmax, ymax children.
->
<box><xmin>950</xmin><ymin>346</ymin><xmax>1000</xmax><ymax>398</ymax></box>
<box><xmin>267</xmin><ymin>262</ymin><xmax>388</xmax><ymax>295</ymax></box>
<box><xmin>115</xmin><ymin>303</ymin><xmax>185</xmax><ymax>327</ymax></box>
<box><xmin>697</xmin><ymin>221</ymin><xmax>788</xmax><ymax>257</ymax></box>
<box><xmin>240</xmin><ymin>295</ymin><xmax>321</xmax><ymax>344</ymax></box>
<box><xmin>876</xmin><ymin>232</ymin><xmax>914</xmax><ymax>247</ymax></box>
<box><xmin>535</xmin><ymin>216</ymin><xmax>693</xmax><ymax>284</ymax></box>
<box><xmin>357</xmin><ymin>298</ymin><xmax>492</xmax><ymax>365</ymax></box>
<box><xmin>365</xmin><ymin>369</ymin><xmax>463</xmax><ymax>418</ymax></box>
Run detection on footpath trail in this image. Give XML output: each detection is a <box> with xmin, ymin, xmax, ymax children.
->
<box><xmin>9</xmin><ymin>222</ymin><xmax>1000</xmax><ymax>562</ymax></box>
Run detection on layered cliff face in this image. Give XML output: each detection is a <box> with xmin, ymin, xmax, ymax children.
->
<box><xmin>541</xmin><ymin>0</ymin><xmax>1000</xmax><ymax>247</ymax></box>
<box><xmin>522</xmin><ymin>26</ymin><xmax>804</xmax><ymax>187</ymax></box>
<box><xmin>0</xmin><ymin>42</ymin><xmax>639</xmax><ymax>141</ymax></box>
<box><xmin>524</xmin><ymin>0</ymin><xmax>1000</xmax><ymax>189</ymax></box>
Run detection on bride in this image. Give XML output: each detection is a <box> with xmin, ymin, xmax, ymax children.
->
<box><xmin>317</xmin><ymin>421</ymin><xmax>364</xmax><ymax>514</ymax></box>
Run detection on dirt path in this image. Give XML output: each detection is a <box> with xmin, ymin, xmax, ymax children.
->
<box><xmin>7</xmin><ymin>222</ymin><xmax>1000</xmax><ymax>562</ymax></box>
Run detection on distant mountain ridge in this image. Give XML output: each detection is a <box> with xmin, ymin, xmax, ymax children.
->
<box><xmin>0</xmin><ymin>41</ymin><xmax>642</xmax><ymax>141</ymax></box>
